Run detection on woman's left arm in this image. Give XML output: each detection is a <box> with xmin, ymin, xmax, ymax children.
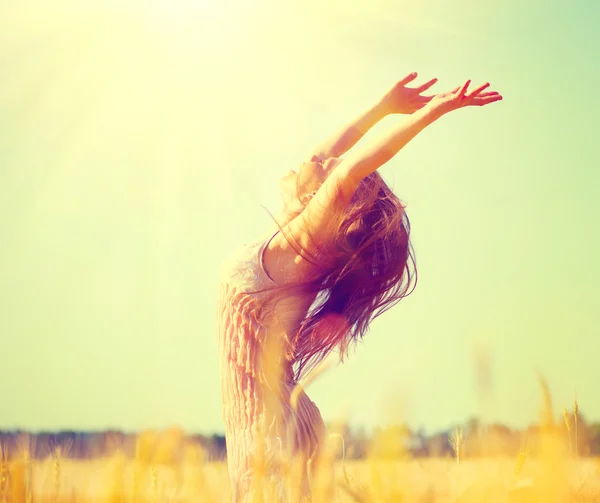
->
<box><xmin>307</xmin><ymin>72</ymin><xmax>438</xmax><ymax>162</ymax></box>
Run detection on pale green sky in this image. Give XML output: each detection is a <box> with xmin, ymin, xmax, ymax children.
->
<box><xmin>1</xmin><ymin>0</ymin><xmax>598</xmax><ymax>435</ymax></box>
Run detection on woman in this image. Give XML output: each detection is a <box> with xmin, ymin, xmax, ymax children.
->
<box><xmin>217</xmin><ymin>73</ymin><xmax>502</xmax><ymax>501</ymax></box>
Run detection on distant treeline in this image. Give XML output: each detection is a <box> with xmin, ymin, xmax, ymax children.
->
<box><xmin>2</xmin><ymin>413</ymin><xmax>600</xmax><ymax>462</ymax></box>
<box><xmin>0</xmin><ymin>429</ymin><xmax>226</xmax><ymax>462</ymax></box>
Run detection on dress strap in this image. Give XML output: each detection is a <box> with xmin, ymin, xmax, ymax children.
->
<box><xmin>258</xmin><ymin>229</ymin><xmax>281</xmax><ymax>285</ymax></box>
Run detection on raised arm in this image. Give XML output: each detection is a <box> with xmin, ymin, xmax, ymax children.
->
<box><xmin>307</xmin><ymin>72</ymin><xmax>439</xmax><ymax>161</ymax></box>
<box><xmin>307</xmin><ymin>103</ymin><xmax>387</xmax><ymax>162</ymax></box>
<box><xmin>337</xmin><ymin>80</ymin><xmax>503</xmax><ymax>184</ymax></box>
<box><xmin>283</xmin><ymin>80</ymin><xmax>502</xmax><ymax>264</ymax></box>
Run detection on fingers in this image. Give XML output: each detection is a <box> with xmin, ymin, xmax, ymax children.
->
<box><xmin>422</xmin><ymin>76</ymin><xmax>501</xmax><ymax>110</ymax></box>
<box><xmin>467</xmin><ymin>82</ymin><xmax>490</xmax><ymax>99</ymax></box>
<box><xmin>458</xmin><ymin>79</ymin><xmax>471</xmax><ymax>98</ymax></box>
<box><xmin>398</xmin><ymin>72</ymin><xmax>418</xmax><ymax>85</ymax></box>
<box><xmin>414</xmin><ymin>77</ymin><xmax>438</xmax><ymax>93</ymax></box>
<box><xmin>474</xmin><ymin>94</ymin><xmax>503</xmax><ymax>106</ymax></box>
<box><xmin>470</xmin><ymin>83</ymin><xmax>503</xmax><ymax>105</ymax></box>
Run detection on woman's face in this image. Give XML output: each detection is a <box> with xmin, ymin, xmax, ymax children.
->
<box><xmin>279</xmin><ymin>156</ymin><xmax>341</xmax><ymax>210</ymax></box>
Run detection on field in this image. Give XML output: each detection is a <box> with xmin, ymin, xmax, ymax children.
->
<box><xmin>2</xmin><ymin>383</ymin><xmax>598</xmax><ymax>501</ymax></box>
<box><xmin>2</xmin><ymin>446</ymin><xmax>600</xmax><ymax>502</ymax></box>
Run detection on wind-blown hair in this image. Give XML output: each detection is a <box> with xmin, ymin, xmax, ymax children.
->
<box><xmin>260</xmin><ymin>171</ymin><xmax>417</xmax><ymax>382</ymax></box>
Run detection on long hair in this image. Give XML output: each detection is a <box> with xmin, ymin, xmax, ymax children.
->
<box><xmin>260</xmin><ymin>171</ymin><xmax>417</xmax><ymax>383</ymax></box>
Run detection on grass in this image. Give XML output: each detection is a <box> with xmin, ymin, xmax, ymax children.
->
<box><xmin>449</xmin><ymin>428</ymin><xmax>463</xmax><ymax>465</ymax></box>
<box><xmin>1</xmin><ymin>384</ymin><xmax>598</xmax><ymax>502</ymax></box>
<box><xmin>1</xmin><ymin>421</ymin><xmax>600</xmax><ymax>503</ymax></box>
<box><xmin>0</xmin><ymin>454</ymin><xmax>599</xmax><ymax>502</ymax></box>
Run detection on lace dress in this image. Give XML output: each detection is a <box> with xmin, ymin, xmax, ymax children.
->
<box><xmin>216</xmin><ymin>231</ymin><xmax>327</xmax><ymax>501</ymax></box>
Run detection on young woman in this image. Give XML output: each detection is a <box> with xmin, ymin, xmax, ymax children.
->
<box><xmin>217</xmin><ymin>73</ymin><xmax>502</xmax><ymax>501</ymax></box>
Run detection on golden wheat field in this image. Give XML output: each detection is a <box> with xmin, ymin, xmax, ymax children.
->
<box><xmin>1</xmin><ymin>383</ymin><xmax>597</xmax><ymax>502</ymax></box>
<box><xmin>2</xmin><ymin>434</ymin><xmax>600</xmax><ymax>503</ymax></box>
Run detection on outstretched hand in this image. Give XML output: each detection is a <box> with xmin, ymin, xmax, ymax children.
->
<box><xmin>426</xmin><ymin>80</ymin><xmax>503</xmax><ymax>116</ymax></box>
<box><xmin>379</xmin><ymin>72</ymin><xmax>439</xmax><ymax>115</ymax></box>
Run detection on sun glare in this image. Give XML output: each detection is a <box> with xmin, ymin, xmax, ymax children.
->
<box><xmin>144</xmin><ymin>0</ymin><xmax>222</xmax><ymax>24</ymax></box>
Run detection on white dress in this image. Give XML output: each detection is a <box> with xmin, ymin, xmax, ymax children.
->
<box><xmin>216</xmin><ymin>231</ymin><xmax>327</xmax><ymax>501</ymax></box>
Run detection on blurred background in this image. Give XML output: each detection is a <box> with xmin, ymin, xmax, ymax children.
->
<box><xmin>0</xmin><ymin>0</ymin><xmax>598</xmax><ymax>437</ymax></box>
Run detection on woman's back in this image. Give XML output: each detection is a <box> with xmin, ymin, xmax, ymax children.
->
<box><xmin>217</xmin><ymin>231</ymin><xmax>326</xmax><ymax>501</ymax></box>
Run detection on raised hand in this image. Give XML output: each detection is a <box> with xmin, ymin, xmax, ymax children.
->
<box><xmin>378</xmin><ymin>72</ymin><xmax>439</xmax><ymax>115</ymax></box>
<box><xmin>426</xmin><ymin>80</ymin><xmax>503</xmax><ymax>116</ymax></box>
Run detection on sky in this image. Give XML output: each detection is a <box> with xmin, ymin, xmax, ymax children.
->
<box><xmin>0</xmin><ymin>0</ymin><xmax>598</xmax><ymax>436</ymax></box>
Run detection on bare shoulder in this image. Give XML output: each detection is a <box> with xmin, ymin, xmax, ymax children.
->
<box><xmin>263</xmin><ymin>166</ymin><xmax>360</xmax><ymax>284</ymax></box>
<box><xmin>262</xmin><ymin>230</ymin><xmax>320</xmax><ymax>285</ymax></box>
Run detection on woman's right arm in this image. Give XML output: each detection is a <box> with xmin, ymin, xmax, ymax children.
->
<box><xmin>335</xmin><ymin>105</ymin><xmax>442</xmax><ymax>186</ymax></box>
<box><xmin>337</xmin><ymin>80</ymin><xmax>502</xmax><ymax>184</ymax></box>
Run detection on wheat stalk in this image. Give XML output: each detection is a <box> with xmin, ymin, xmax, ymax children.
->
<box><xmin>14</xmin><ymin>434</ymin><xmax>34</xmax><ymax>503</ymax></box>
<box><xmin>574</xmin><ymin>398</ymin><xmax>579</xmax><ymax>458</ymax></box>
<box><xmin>538</xmin><ymin>376</ymin><xmax>555</xmax><ymax>429</ymax></box>
<box><xmin>132</xmin><ymin>461</ymin><xmax>140</xmax><ymax>503</ymax></box>
<box><xmin>449</xmin><ymin>427</ymin><xmax>463</xmax><ymax>464</ymax></box>
<box><xmin>564</xmin><ymin>408</ymin><xmax>572</xmax><ymax>457</ymax></box>
<box><xmin>514</xmin><ymin>436</ymin><xmax>530</xmax><ymax>477</ymax></box>
<box><xmin>52</xmin><ymin>444</ymin><xmax>61</xmax><ymax>502</ymax></box>
<box><xmin>151</xmin><ymin>465</ymin><xmax>159</xmax><ymax>503</ymax></box>
<box><xmin>24</xmin><ymin>450</ymin><xmax>32</xmax><ymax>503</ymax></box>
<box><xmin>0</xmin><ymin>441</ymin><xmax>8</xmax><ymax>503</ymax></box>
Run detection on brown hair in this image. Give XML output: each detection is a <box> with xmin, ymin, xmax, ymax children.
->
<box><xmin>259</xmin><ymin>171</ymin><xmax>417</xmax><ymax>382</ymax></box>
